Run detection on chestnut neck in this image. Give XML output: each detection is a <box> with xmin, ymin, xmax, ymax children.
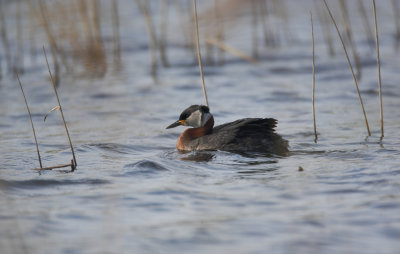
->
<box><xmin>177</xmin><ymin>116</ymin><xmax>214</xmax><ymax>151</ymax></box>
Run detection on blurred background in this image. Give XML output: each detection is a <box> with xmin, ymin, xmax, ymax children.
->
<box><xmin>1</xmin><ymin>1</ymin><xmax>400</xmax><ymax>253</ymax></box>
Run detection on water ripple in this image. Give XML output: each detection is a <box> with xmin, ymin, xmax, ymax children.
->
<box><xmin>0</xmin><ymin>178</ymin><xmax>110</xmax><ymax>190</ymax></box>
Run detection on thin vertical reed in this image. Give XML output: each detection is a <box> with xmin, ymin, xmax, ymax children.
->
<box><xmin>310</xmin><ymin>11</ymin><xmax>317</xmax><ymax>143</ymax></box>
<box><xmin>372</xmin><ymin>0</ymin><xmax>384</xmax><ymax>139</ymax></box>
<box><xmin>78</xmin><ymin>1</ymin><xmax>93</xmax><ymax>45</ymax></box>
<box><xmin>15</xmin><ymin>1</ymin><xmax>24</xmax><ymax>74</ymax></box>
<box><xmin>391</xmin><ymin>0</ymin><xmax>400</xmax><ymax>47</ymax></box>
<box><xmin>16</xmin><ymin>72</ymin><xmax>43</xmax><ymax>169</ymax></box>
<box><xmin>43</xmin><ymin>46</ymin><xmax>77</xmax><ymax>170</ymax></box>
<box><xmin>215</xmin><ymin>0</ymin><xmax>225</xmax><ymax>65</ymax></box>
<box><xmin>28</xmin><ymin>1</ymin><xmax>37</xmax><ymax>64</ymax></box>
<box><xmin>32</xmin><ymin>0</ymin><xmax>70</xmax><ymax>75</ymax></box>
<box><xmin>323</xmin><ymin>0</ymin><xmax>371</xmax><ymax>136</ymax></box>
<box><xmin>111</xmin><ymin>0</ymin><xmax>121</xmax><ymax>68</ymax></box>
<box><xmin>187</xmin><ymin>1</ymin><xmax>197</xmax><ymax>63</ymax></box>
<box><xmin>260</xmin><ymin>0</ymin><xmax>275</xmax><ymax>47</ymax></box>
<box><xmin>251</xmin><ymin>0</ymin><xmax>259</xmax><ymax>59</ymax></box>
<box><xmin>159</xmin><ymin>0</ymin><xmax>170</xmax><ymax>67</ymax></box>
<box><xmin>339</xmin><ymin>0</ymin><xmax>362</xmax><ymax>80</ymax></box>
<box><xmin>193</xmin><ymin>0</ymin><xmax>209</xmax><ymax>108</ymax></box>
<box><xmin>91</xmin><ymin>0</ymin><xmax>107</xmax><ymax>76</ymax></box>
<box><xmin>0</xmin><ymin>1</ymin><xmax>11</xmax><ymax>71</ymax></box>
<box><xmin>135</xmin><ymin>0</ymin><xmax>158</xmax><ymax>80</ymax></box>
<box><xmin>314</xmin><ymin>0</ymin><xmax>335</xmax><ymax>56</ymax></box>
<box><xmin>358</xmin><ymin>0</ymin><xmax>375</xmax><ymax>51</ymax></box>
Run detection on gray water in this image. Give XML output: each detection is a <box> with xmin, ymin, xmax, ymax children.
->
<box><xmin>1</xmin><ymin>1</ymin><xmax>400</xmax><ymax>253</ymax></box>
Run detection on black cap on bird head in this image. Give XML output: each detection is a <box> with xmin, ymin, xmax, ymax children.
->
<box><xmin>166</xmin><ymin>105</ymin><xmax>210</xmax><ymax>129</ymax></box>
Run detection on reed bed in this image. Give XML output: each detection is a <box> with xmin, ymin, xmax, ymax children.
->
<box><xmin>0</xmin><ymin>0</ymin><xmax>396</xmax><ymax>154</ymax></box>
<box><xmin>0</xmin><ymin>1</ymin><xmax>395</xmax><ymax>79</ymax></box>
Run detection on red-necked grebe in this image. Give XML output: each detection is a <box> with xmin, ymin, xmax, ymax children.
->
<box><xmin>166</xmin><ymin>105</ymin><xmax>289</xmax><ymax>155</ymax></box>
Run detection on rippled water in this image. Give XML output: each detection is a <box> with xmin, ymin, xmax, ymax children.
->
<box><xmin>1</xmin><ymin>1</ymin><xmax>400</xmax><ymax>253</ymax></box>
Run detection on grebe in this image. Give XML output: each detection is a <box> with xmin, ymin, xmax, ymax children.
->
<box><xmin>166</xmin><ymin>105</ymin><xmax>289</xmax><ymax>155</ymax></box>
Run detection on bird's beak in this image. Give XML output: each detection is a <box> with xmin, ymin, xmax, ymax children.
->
<box><xmin>166</xmin><ymin>120</ymin><xmax>185</xmax><ymax>129</ymax></box>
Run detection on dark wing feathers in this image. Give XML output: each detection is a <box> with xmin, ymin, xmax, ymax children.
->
<box><xmin>195</xmin><ymin>118</ymin><xmax>288</xmax><ymax>154</ymax></box>
<box><xmin>213</xmin><ymin>118</ymin><xmax>277</xmax><ymax>135</ymax></box>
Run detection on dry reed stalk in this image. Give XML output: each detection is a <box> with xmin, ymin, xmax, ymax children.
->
<box><xmin>275</xmin><ymin>0</ymin><xmax>292</xmax><ymax>44</ymax></box>
<box><xmin>358</xmin><ymin>0</ymin><xmax>375</xmax><ymax>51</ymax></box>
<box><xmin>314</xmin><ymin>0</ymin><xmax>335</xmax><ymax>56</ymax></box>
<box><xmin>37</xmin><ymin>163</ymin><xmax>75</xmax><ymax>171</ymax></box>
<box><xmin>260</xmin><ymin>0</ymin><xmax>275</xmax><ymax>47</ymax></box>
<box><xmin>251</xmin><ymin>0</ymin><xmax>259</xmax><ymax>59</ymax></box>
<box><xmin>159</xmin><ymin>0</ymin><xmax>170</xmax><ymax>67</ymax></box>
<box><xmin>135</xmin><ymin>0</ymin><xmax>158</xmax><ymax>80</ymax></box>
<box><xmin>0</xmin><ymin>1</ymin><xmax>11</xmax><ymax>71</ymax></box>
<box><xmin>76</xmin><ymin>0</ymin><xmax>106</xmax><ymax>76</ymax></box>
<box><xmin>174</xmin><ymin>0</ymin><xmax>195</xmax><ymax>60</ymax></box>
<box><xmin>206</xmin><ymin>38</ymin><xmax>258</xmax><ymax>64</ymax></box>
<box><xmin>90</xmin><ymin>0</ymin><xmax>107</xmax><ymax>76</ymax></box>
<box><xmin>186</xmin><ymin>1</ymin><xmax>197</xmax><ymax>63</ymax></box>
<box><xmin>78</xmin><ymin>1</ymin><xmax>93</xmax><ymax>45</ymax></box>
<box><xmin>391</xmin><ymin>0</ymin><xmax>400</xmax><ymax>47</ymax></box>
<box><xmin>193</xmin><ymin>0</ymin><xmax>209</xmax><ymax>107</ymax></box>
<box><xmin>43</xmin><ymin>45</ymin><xmax>77</xmax><ymax>170</ymax></box>
<box><xmin>205</xmin><ymin>37</ymin><xmax>215</xmax><ymax>66</ymax></box>
<box><xmin>310</xmin><ymin>11</ymin><xmax>317</xmax><ymax>143</ymax></box>
<box><xmin>15</xmin><ymin>1</ymin><xmax>24</xmax><ymax>74</ymax></box>
<box><xmin>29</xmin><ymin>0</ymin><xmax>69</xmax><ymax>76</ymax></box>
<box><xmin>16</xmin><ymin>72</ymin><xmax>43</xmax><ymax>169</ymax></box>
<box><xmin>339</xmin><ymin>0</ymin><xmax>362</xmax><ymax>81</ymax></box>
<box><xmin>28</xmin><ymin>1</ymin><xmax>38</xmax><ymax>64</ymax></box>
<box><xmin>269</xmin><ymin>0</ymin><xmax>282</xmax><ymax>46</ymax></box>
<box><xmin>90</xmin><ymin>0</ymin><xmax>102</xmax><ymax>43</ymax></box>
<box><xmin>372</xmin><ymin>0</ymin><xmax>384</xmax><ymax>139</ymax></box>
<box><xmin>323</xmin><ymin>0</ymin><xmax>371</xmax><ymax>136</ymax></box>
<box><xmin>111</xmin><ymin>0</ymin><xmax>121</xmax><ymax>68</ymax></box>
<box><xmin>214</xmin><ymin>0</ymin><xmax>225</xmax><ymax>65</ymax></box>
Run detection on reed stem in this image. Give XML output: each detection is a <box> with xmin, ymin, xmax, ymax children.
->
<box><xmin>111</xmin><ymin>0</ymin><xmax>121</xmax><ymax>68</ymax></box>
<box><xmin>43</xmin><ymin>45</ymin><xmax>77</xmax><ymax>170</ymax></box>
<box><xmin>206</xmin><ymin>38</ymin><xmax>258</xmax><ymax>64</ymax></box>
<box><xmin>135</xmin><ymin>0</ymin><xmax>158</xmax><ymax>81</ymax></box>
<box><xmin>358</xmin><ymin>0</ymin><xmax>375</xmax><ymax>51</ymax></box>
<box><xmin>310</xmin><ymin>11</ymin><xmax>317</xmax><ymax>143</ymax></box>
<box><xmin>15</xmin><ymin>0</ymin><xmax>24</xmax><ymax>74</ymax></box>
<box><xmin>0</xmin><ymin>1</ymin><xmax>11</xmax><ymax>71</ymax></box>
<box><xmin>339</xmin><ymin>0</ymin><xmax>362</xmax><ymax>80</ymax></box>
<box><xmin>251</xmin><ymin>0</ymin><xmax>259</xmax><ymax>59</ymax></box>
<box><xmin>159</xmin><ymin>0</ymin><xmax>170</xmax><ymax>67</ymax></box>
<box><xmin>323</xmin><ymin>0</ymin><xmax>371</xmax><ymax>136</ymax></box>
<box><xmin>372</xmin><ymin>0</ymin><xmax>384</xmax><ymax>139</ymax></box>
<box><xmin>16</xmin><ymin>72</ymin><xmax>43</xmax><ymax>169</ymax></box>
<box><xmin>193</xmin><ymin>0</ymin><xmax>209</xmax><ymax>108</ymax></box>
<box><xmin>314</xmin><ymin>0</ymin><xmax>335</xmax><ymax>56</ymax></box>
<box><xmin>391</xmin><ymin>0</ymin><xmax>400</xmax><ymax>47</ymax></box>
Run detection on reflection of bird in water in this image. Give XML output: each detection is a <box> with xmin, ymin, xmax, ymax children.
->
<box><xmin>166</xmin><ymin>105</ymin><xmax>289</xmax><ymax>155</ymax></box>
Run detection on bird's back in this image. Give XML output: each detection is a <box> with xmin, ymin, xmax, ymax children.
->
<box><xmin>192</xmin><ymin>118</ymin><xmax>289</xmax><ymax>155</ymax></box>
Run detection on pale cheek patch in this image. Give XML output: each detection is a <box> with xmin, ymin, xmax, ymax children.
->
<box><xmin>185</xmin><ymin>110</ymin><xmax>202</xmax><ymax>128</ymax></box>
